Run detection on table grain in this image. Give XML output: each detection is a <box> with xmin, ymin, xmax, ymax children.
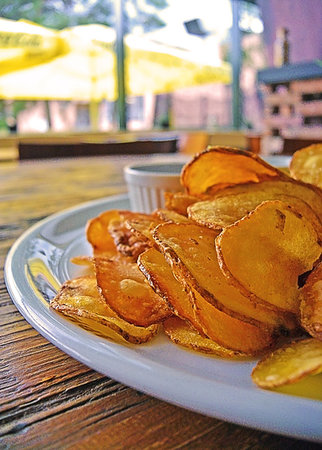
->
<box><xmin>1</xmin><ymin>156</ymin><xmax>320</xmax><ymax>449</ymax></box>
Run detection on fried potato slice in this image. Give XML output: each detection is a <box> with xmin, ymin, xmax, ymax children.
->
<box><xmin>108</xmin><ymin>218</ymin><xmax>152</xmax><ymax>259</ymax></box>
<box><xmin>155</xmin><ymin>209</ymin><xmax>192</xmax><ymax>223</ymax></box>
<box><xmin>290</xmin><ymin>144</ymin><xmax>322</xmax><ymax>188</ymax></box>
<box><xmin>163</xmin><ymin>316</ymin><xmax>249</xmax><ymax>359</ymax></box>
<box><xmin>86</xmin><ymin>209</ymin><xmax>121</xmax><ymax>256</ymax></box>
<box><xmin>125</xmin><ymin>214</ymin><xmax>163</xmax><ymax>242</ymax></box>
<box><xmin>216</xmin><ymin>200</ymin><xmax>321</xmax><ymax>314</ymax></box>
<box><xmin>70</xmin><ymin>255</ymin><xmax>94</xmax><ymax>267</ymax></box>
<box><xmin>95</xmin><ymin>254</ymin><xmax>172</xmax><ymax>327</ymax></box>
<box><xmin>251</xmin><ymin>338</ymin><xmax>322</xmax><ymax>388</ymax></box>
<box><xmin>187</xmin><ymin>285</ymin><xmax>275</xmax><ymax>355</ymax></box>
<box><xmin>188</xmin><ymin>191</ymin><xmax>322</xmax><ymax>234</ymax></box>
<box><xmin>138</xmin><ymin>247</ymin><xmax>205</xmax><ymax>335</ymax></box>
<box><xmin>50</xmin><ymin>276</ymin><xmax>158</xmax><ymax>344</ymax></box>
<box><xmin>164</xmin><ymin>191</ymin><xmax>200</xmax><ymax>215</ymax></box>
<box><xmin>153</xmin><ymin>222</ymin><xmax>296</xmax><ymax>332</ymax></box>
<box><xmin>300</xmin><ymin>262</ymin><xmax>322</xmax><ymax>340</ymax></box>
<box><xmin>181</xmin><ymin>146</ymin><xmax>287</xmax><ymax>196</ymax></box>
<box><xmin>211</xmin><ymin>179</ymin><xmax>322</xmax><ymax>223</ymax></box>
<box><xmin>87</xmin><ymin>210</ymin><xmax>157</xmax><ymax>259</ymax></box>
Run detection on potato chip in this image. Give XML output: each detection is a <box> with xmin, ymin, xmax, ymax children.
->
<box><xmin>153</xmin><ymin>222</ymin><xmax>297</xmax><ymax>332</ymax></box>
<box><xmin>290</xmin><ymin>144</ymin><xmax>322</xmax><ymax>188</ymax></box>
<box><xmin>188</xmin><ymin>191</ymin><xmax>322</xmax><ymax>235</ymax></box>
<box><xmin>70</xmin><ymin>255</ymin><xmax>94</xmax><ymax>267</ymax></box>
<box><xmin>163</xmin><ymin>316</ymin><xmax>249</xmax><ymax>359</ymax></box>
<box><xmin>187</xmin><ymin>285</ymin><xmax>275</xmax><ymax>355</ymax></box>
<box><xmin>108</xmin><ymin>218</ymin><xmax>152</xmax><ymax>259</ymax></box>
<box><xmin>164</xmin><ymin>191</ymin><xmax>200</xmax><ymax>215</ymax></box>
<box><xmin>95</xmin><ymin>254</ymin><xmax>172</xmax><ymax>327</ymax></box>
<box><xmin>86</xmin><ymin>209</ymin><xmax>121</xmax><ymax>256</ymax></box>
<box><xmin>251</xmin><ymin>338</ymin><xmax>322</xmax><ymax>388</ymax></box>
<box><xmin>125</xmin><ymin>214</ymin><xmax>163</xmax><ymax>242</ymax></box>
<box><xmin>300</xmin><ymin>262</ymin><xmax>322</xmax><ymax>340</ymax></box>
<box><xmin>216</xmin><ymin>200</ymin><xmax>321</xmax><ymax>314</ymax></box>
<box><xmin>50</xmin><ymin>276</ymin><xmax>158</xmax><ymax>344</ymax></box>
<box><xmin>155</xmin><ymin>209</ymin><xmax>192</xmax><ymax>223</ymax></box>
<box><xmin>212</xmin><ymin>179</ymin><xmax>322</xmax><ymax>224</ymax></box>
<box><xmin>181</xmin><ymin>146</ymin><xmax>287</xmax><ymax>196</ymax></box>
<box><xmin>138</xmin><ymin>247</ymin><xmax>205</xmax><ymax>335</ymax></box>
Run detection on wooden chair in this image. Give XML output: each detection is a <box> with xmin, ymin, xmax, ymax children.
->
<box><xmin>18</xmin><ymin>138</ymin><xmax>178</xmax><ymax>160</ymax></box>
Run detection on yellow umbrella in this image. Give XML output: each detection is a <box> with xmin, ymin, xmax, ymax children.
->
<box><xmin>70</xmin><ymin>24</ymin><xmax>231</xmax><ymax>95</ymax></box>
<box><xmin>0</xmin><ymin>23</ymin><xmax>231</xmax><ymax>128</ymax></box>
<box><xmin>0</xmin><ymin>25</ymin><xmax>116</xmax><ymax>101</ymax></box>
<box><xmin>0</xmin><ymin>23</ymin><xmax>230</xmax><ymax>99</ymax></box>
<box><xmin>0</xmin><ymin>17</ymin><xmax>65</xmax><ymax>75</ymax></box>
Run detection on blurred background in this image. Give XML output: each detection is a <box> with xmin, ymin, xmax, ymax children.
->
<box><xmin>0</xmin><ymin>0</ymin><xmax>321</xmax><ymax>157</ymax></box>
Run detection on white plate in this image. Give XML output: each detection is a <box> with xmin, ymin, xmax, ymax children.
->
<box><xmin>5</xmin><ymin>193</ymin><xmax>322</xmax><ymax>443</ymax></box>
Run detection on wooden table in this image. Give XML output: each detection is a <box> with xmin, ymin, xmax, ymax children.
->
<box><xmin>1</xmin><ymin>156</ymin><xmax>320</xmax><ymax>449</ymax></box>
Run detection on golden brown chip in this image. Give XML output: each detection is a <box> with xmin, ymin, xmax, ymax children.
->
<box><xmin>212</xmin><ymin>179</ymin><xmax>322</xmax><ymax>224</ymax></box>
<box><xmin>125</xmin><ymin>214</ymin><xmax>163</xmax><ymax>242</ymax></box>
<box><xmin>300</xmin><ymin>262</ymin><xmax>322</xmax><ymax>340</ymax></box>
<box><xmin>164</xmin><ymin>191</ymin><xmax>200</xmax><ymax>215</ymax></box>
<box><xmin>108</xmin><ymin>219</ymin><xmax>151</xmax><ymax>259</ymax></box>
<box><xmin>163</xmin><ymin>316</ymin><xmax>249</xmax><ymax>359</ymax></box>
<box><xmin>251</xmin><ymin>338</ymin><xmax>322</xmax><ymax>388</ymax></box>
<box><xmin>86</xmin><ymin>210</ymin><xmax>121</xmax><ymax>256</ymax></box>
<box><xmin>50</xmin><ymin>276</ymin><xmax>158</xmax><ymax>344</ymax></box>
<box><xmin>216</xmin><ymin>200</ymin><xmax>321</xmax><ymax>314</ymax></box>
<box><xmin>290</xmin><ymin>144</ymin><xmax>322</xmax><ymax>188</ymax></box>
<box><xmin>155</xmin><ymin>209</ymin><xmax>192</xmax><ymax>223</ymax></box>
<box><xmin>188</xmin><ymin>191</ymin><xmax>322</xmax><ymax>235</ymax></box>
<box><xmin>70</xmin><ymin>255</ymin><xmax>94</xmax><ymax>267</ymax></box>
<box><xmin>187</xmin><ymin>285</ymin><xmax>275</xmax><ymax>355</ymax></box>
<box><xmin>181</xmin><ymin>146</ymin><xmax>287</xmax><ymax>196</ymax></box>
<box><xmin>138</xmin><ymin>247</ymin><xmax>205</xmax><ymax>335</ymax></box>
<box><xmin>95</xmin><ymin>254</ymin><xmax>172</xmax><ymax>327</ymax></box>
<box><xmin>153</xmin><ymin>222</ymin><xmax>297</xmax><ymax>331</ymax></box>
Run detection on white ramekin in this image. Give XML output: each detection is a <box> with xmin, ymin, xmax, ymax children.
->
<box><xmin>124</xmin><ymin>162</ymin><xmax>184</xmax><ymax>213</ymax></box>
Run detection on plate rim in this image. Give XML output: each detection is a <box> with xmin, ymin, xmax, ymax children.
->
<box><xmin>4</xmin><ymin>193</ymin><xmax>322</xmax><ymax>443</ymax></box>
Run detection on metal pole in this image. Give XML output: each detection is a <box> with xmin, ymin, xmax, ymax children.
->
<box><xmin>115</xmin><ymin>0</ymin><xmax>127</xmax><ymax>130</ymax></box>
<box><xmin>231</xmin><ymin>0</ymin><xmax>242</xmax><ymax>129</ymax></box>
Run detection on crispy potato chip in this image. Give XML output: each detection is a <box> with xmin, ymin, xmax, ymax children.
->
<box><xmin>155</xmin><ymin>209</ymin><xmax>192</xmax><ymax>223</ymax></box>
<box><xmin>212</xmin><ymin>179</ymin><xmax>322</xmax><ymax>224</ymax></box>
<box><xmin>216</xmin><ymin>200</ymin><xmax>321</xmax><ymax>314</ymax></box>
<box><xmin>163</xmin><ymin>316</ymin><xmax>249</xmax><ymax>359</ymax></box>
<box><xmin>251</xmin><ymin>338</ymin><xmax>322</xmax><ymax>388</ymax></box>
<box><xmin>108</xmin><ymin>218</ymin><xmax>152</xmax><ymax>259</ymax></box>
<box><xmin>95</xmin><ymin>254</ymin><xmax>172</xmax><ymax>327</ymax></box>
<box><xmin>300</xmin><ymin>262</ymin><xmax>322</xmax><ymax>340</ymax></box>
<box><xmin>164</xmin><ymin>191</ymin><xmax>200</xmax><ymax>215</ymax></box>
<box><xmin>153</xmin><ymin>222</ymin><xmax>297</xmax><ymax>331</ymax></box>
<box><xmin>181</xmin><ymin>146</ymin><xmax>287</xmax><ymax>196</ymax></box>
<box><xmin>138</xmin><ymin>247</ymin><xmax>205</xmax><ymax>335</ymax></box>
<box><xmin>188</xmin><ymin>191</ymin><xmax>322</xmax><ymax>235</ymax></box>
<box><xmin>70</xmin><ymin>255</ymin><xmax>94</xmax><ymax>267</ymax></box>
<box><xmin>86</xmin><ymin>210</ymin><xmax>121</xmax><ymax>256</ymax></box>
<box><xmin>125</xmin><ymin>215</ymin><xmax>163</xmax><ymax>242</ymax></box>
<box><xmin>50</xmin><ymin>276</ymin><xmax>158</xmax><ymax>344</ymax></box>
<box><xmin>290</xmin><ymin>144</ymin><xmax>322</xmax><ymax>188</ymax></box>
<box><xmin>188</xmin><ymin>285</ymin><xmax>275</xmax><ymax>355</ymax></box>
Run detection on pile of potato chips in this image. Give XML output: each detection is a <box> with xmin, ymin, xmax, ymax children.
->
<box><xmin>51</xmin><ymin>144</ymin><xmax>322</xmax><ymax>390</ymax></box>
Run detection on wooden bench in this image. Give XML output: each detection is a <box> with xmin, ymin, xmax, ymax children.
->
<box><xmin>18</xmin><ymin>139</ymin><xmax>178</xmax><ymax>160</ymax></box>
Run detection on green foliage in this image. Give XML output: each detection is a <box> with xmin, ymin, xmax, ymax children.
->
<box><xmin>0</xmin><ymin>0</ymin><xmax>167</xmax><ymax>32</ymax></box>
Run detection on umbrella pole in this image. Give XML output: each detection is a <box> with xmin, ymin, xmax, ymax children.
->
<box><xmin>115</xmin><ymin>0</ymin><xmax>127</xmax><ymax>130</ymax></box>
<box><xmin>231</xmin><ymin>0</ymin><xmax>242</xmax><ymax>129</ymax></box>
<box><xmin>44</xmin><ymin>100</ymin><xmax>52</xmax><ymax>129</ymax></box>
